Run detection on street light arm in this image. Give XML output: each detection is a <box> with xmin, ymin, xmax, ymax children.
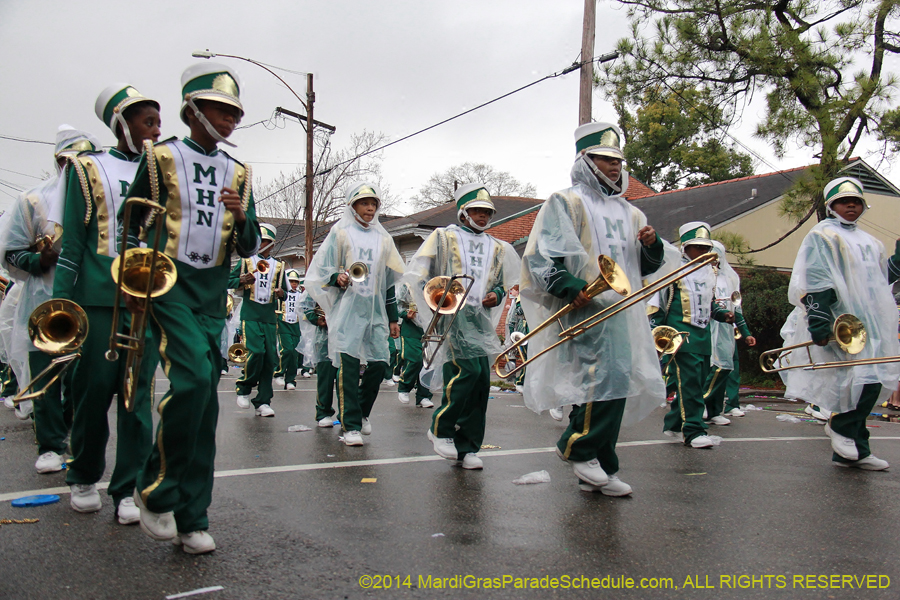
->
<box><xmin>191</xmin><ymin>50</ymin><xmax>308</xmax><ymax>110</ymax></box>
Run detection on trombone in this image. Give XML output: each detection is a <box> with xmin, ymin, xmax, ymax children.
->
<box><xmin>759</xmin><ymin>314</ymin><xmax>867</xmax><ymax>373</ymax></box>
<box><xmin>421</xmin><ymin>274</ymin><xmax>475</xmax><ymax>369</ymax></box>
<box><xmin>493</xmin><ymin>252</ymin><xmax>718</xmax><ymax>379</ymax></box>
<box><xmin>106</xmin><ymin>196</ymin><xmax>177</xmax><ymax>412</ymax></box>
<box><xmin>652</xmin><ymin>325</ymin><xmax>689</xmax><ymax>357</ymax></box>
<box><xmin>12</xmin><ymin>299</ymin><xmax>89</xmax><ymax>404</ymax></box>
<box><xmin>228</xmin><ymin>343</ymin><xmax>249</xmax><ymax>364</ymax></box>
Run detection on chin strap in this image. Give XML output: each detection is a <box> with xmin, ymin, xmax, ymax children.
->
<box><xmin>352</xmin><ymin>211</ymin><xmax>370</xmax><ymax>228</ymax></box>
<box><xmin>582</xmin><ymin>155</ymin><xmax>621</xmax><ymax>194</ymax></box>
<box><xmin>459</xmin><ymin>210</ymin><xmax>490</xmax><ymax>232</ymax></box>
<box><xmin>826</xmin><ymin>207</ymin><xmax>861</xmax><ymax>228</ymax></box>
<box><xmin>115</xmin><ymin>117</ymin><xmax>140</xmax><ymax>155</ymax></box>
<box><xmin>186</xmin><ymin>97</ymin><xmax>237</xmax><ymax>148</ymax></box>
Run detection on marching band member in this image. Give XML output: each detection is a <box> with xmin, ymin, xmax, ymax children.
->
<box><xmin>702</xmin><ymin>241</ymin><xmax>755</xmax><ymax>423</ymax></box>
<box><xmin>396</xmin><ymin>283</ymin><xmax>434</xmax><ymax>408</ymax></box>
<box><xmin>300</xmin><ymin>295</ymin><xmax>339</xmax><ymax>427</ymax></box>
<box><xmin>650</xmin><ymin>222</ymin><xmax>734</xmax><ymax>449</ymax></box>
<box><xmin>274</xmin><ymin>269</ymin><xmax>303</xmax><ymax>390</ymax></box>
<box><xmin>0</xmin><ymin>272</ymin><xmax>18</xmax><ymax>409</ymax></box>
<box><xmin>520</xmin><ymin>124</ymin><xmax>664</xmax><ymax>494</ymax></box>
<box><xmin>229</xmin><ymin>222</ymin><xmax>285</xmax><ymax>417</ymax></box>
<box><xmin>779</xmin><ymin>177</ymin><xmax>900</xmax><ymax>470</ymax></box>
<box><xmin>122</xmin><ymin>62</ymin><xmax>260</xmax><ymax>553</ymax></box>
<box><xmin>306</xmin><ymin>182</ymin><xmax>404</xmax><ymax>446</ymax></box>
<box><xmin>53</xmin><ymin>84</ymin><xmax>162</xmax><ymax>521</ymax></box>
<box><xmin>0</xmin><ymin>125</ymin><xmax>101</xmax><ymax>471</ymax></box>
<box><xmin>506</xmin><ymin>290</ymin><xmax>528</xmax><ymax>395</ymax></box>
<box><xmin>404</xmin><ymin>183</ymin><xmax>520</xmax><ymax>469</ymax></box>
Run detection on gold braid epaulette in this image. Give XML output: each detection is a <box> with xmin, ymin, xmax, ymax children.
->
<box><xmin>233</xmin><ymin>164</ymin><xmax>252</xmax><ymax>247</ymax></box>
<box><xmin>140</xmin><ymin>139</ymin><xmax>161</xmax><ymax>237</ymax></box>
<box><xmin>66</xmin><ymin>156</ymin><xmax>92</xmax><ymax>226</ymax></box>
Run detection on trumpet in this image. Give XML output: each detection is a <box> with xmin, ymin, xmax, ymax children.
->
<box><xmin>106</xmin><ymin>195</ymin><xmax>177</xmax><ymax>412</ymax></box>
<box><xmin>759</xmin><ymin>314</ymin><xmax>866</xmax><ymax>373</ymax></box>
<box><xmin>337</xmin><ymin>262</ymin><xmax>369</xmax><ymax>288</ymax></box>
<box><xmin>714</xmin><ymin>292</ymin><xmax>743</xmax><ymax>339</ymax></box>
<box><xmin>421</xmin><ymin>274</ymin><xmax>475</xmax><ymax>369</ymax></box>
<box><xmin>493</xmin><ymin>252</ymin><xmax>718</xmax><ymax>379</ymax></box>
<box><xmin>652</xmin><ymin>325</ymin><xmax>689</xmax><ymax>357</ymax></box>
<box><xmin>13</xmin><ymin>299</ymin><xmax>89</xmax><ymax>403</ymax></box>
<box><xmin>228</xmin><ymin>343</ymin><xmax>249</xmax><ymax>364</ymax></box>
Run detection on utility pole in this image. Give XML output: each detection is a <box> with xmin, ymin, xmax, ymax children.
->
<box><xmin>579</xmin><ymin>0</ymin><xmax>596</xmax><ymax>125</ymax></box>
<box><xmin>305</xmin><ymin>73</ymin><xmax>315</xmax><ymax>271</ymax></box>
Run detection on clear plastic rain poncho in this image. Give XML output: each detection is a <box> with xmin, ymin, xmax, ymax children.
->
<box><xmin>401</xmin><ymin>223</ymin><xmax>520</xmax><ymax>391</ymax></box>
<box><xmin>298</xmin><ymin>292</ymin><xmax>327</xmax><ymax>367</ymax></box>
<box><xmin>519</xmin><ymin>156</ymin><xmax>666</xmax><ymax>425</ymax></box>
<box><xmin>779</xmin><ymin>219</ymin><xmax>900</xmax><ymax>413</ymax></box>
<box><xmin>710</xmin><ymin>241</ymin><xmax>741</xmax><ymax>370</ymax></box>
<box><xmin>0</xmin><ymin>126</ymin><xmax>101</xmax><ymax>384</ymax></box>
<box><xmin>306</xmin><ymin>189</ymin><xmax>406</xmax><ymax>367</ymax></box>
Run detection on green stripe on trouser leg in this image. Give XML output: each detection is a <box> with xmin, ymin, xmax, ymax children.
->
<box><xmin>337</xmin><ymin>353</ymin><xmax>386</xmax><ymax>432</ymax></box>
<box><xmin>431</xmin><ymin>355</ymin><xmax>490</xmax><ymax>458</ymax></box>
<box><xmin>66</xmin><ymin>306</ymin><xmax>157</xmax><ymax>507</ymax></box>
<box><xmin>830</xmin><ymin>382</ymin><xmax>882</xmax><ymax>463</ymax></box>
<box><xmin>557</xmin><ymin>398</ymin><xmax>626</xmax><ymax>474</ymax></box>
<box><xmin>138</xmin><ymin>303</ymin><xmax>223</xmax><ymax>534</ymax></box>
<box><xmin>702</xmin><ymin>364</ymin><xmax>731</xmax><ymax>419</ymax></box>
<box><xmin>663</xmin><ymin>352</ymin><xmax>710</xmax><ymax>443</ymax></box>
<box><xmin>235</xmin><ymin>320</ymin><xmax>277</xmax><ymax>407</ymax></box>
<box><xmin>274</xmin><ymin>321</ymin><xmax>300</xmax><ymax>384</ymax></box>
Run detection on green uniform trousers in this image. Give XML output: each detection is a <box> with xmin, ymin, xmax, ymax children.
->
<box><xmin>831</xmin><ymin>383</ymin><xmax>882</xmax><ymax>463</ymax></box>
<box><xmin>398</xmin><ymin>336</ymin><xmax>432</xmax><ymax>404</ymax></box>
<box><xmin>30</xmin><ymin>350</ymin><xmax>74</xmax><ymax>455</ymax></box>
<box><xmin>315</xmin><ymin>359</ymin><xmax>338</xmax><ymax>421</ymax></box>
<box><xmin>138</xmin><ymin>303</ymin><xmax>223</xmax><ymax>534</ymax></box>
<box><xmin>1</xmin><ymin>362</ymin><xmax>18</xmax><ymax>397</ymax></box>
<box><xmin>663</xmin><ymin>352</ymin><xmax>711</xmax><ymax>443</ymax></box>
<box><xmin>724</xmin><ymin>353</ymin><xmax>742</xmax><ymax>411</ymax></box>
<box><xmin>431</xmin><ymin>355</ymin><xmax>490</xmax><ymax>458</ymax></box>
<box><xmin>236</xmin><ymin>320</ymin><xmax>277</xmax><ymax>408</ymax></box>
<box><xmin>274</xmin><ymin>321</ymin><xmax>301</xmax><ymax>385</ymax></box>
<box><xmin>557</xmin><ymin>398</ymin><xmax>627</xmax><ymax>475</ymax></box>
<box><xmin>337</xmin><ymin>353</ymin><xmax>385</xmax><ymax>432</ymax></box>
<box><xmin>65</xmin><ymin>306</ymin><xmax>157</xmax><ymax>507</ymax></box>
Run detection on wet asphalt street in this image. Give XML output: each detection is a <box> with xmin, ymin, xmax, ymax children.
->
<box><xmin>1</xmin><ymin>371</ymin><xmax>899</xmax><ymax>600</ymax></box>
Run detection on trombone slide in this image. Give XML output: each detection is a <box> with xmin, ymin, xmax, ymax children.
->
<box><xmin>421</xmin><ymin>274</ymin><xmax>475</xmax><ymax>369</ymax></box>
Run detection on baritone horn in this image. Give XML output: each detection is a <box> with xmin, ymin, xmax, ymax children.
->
<box><xmin>759</xmin><ymin>313</ymin><xmax>867</xmax><ymax>373</ymax></box>
<box><xmin>421</xmin><ymin>274</ymin><xmax>475</xmax><ymax>368</ymax></box>
<box><xmin>493</xmin><ymin>252</ymin><xmax>718</xmax><ymax>379</ymax></box>
<box><xmin>107</xmin><ymin>195</ymin><xmax>177</xmax><ymax>412</ymax></box>
<box><xmin>13</xmin><ymin>299</ymin><xmax>89</xmax><ymax>403</ymax></box>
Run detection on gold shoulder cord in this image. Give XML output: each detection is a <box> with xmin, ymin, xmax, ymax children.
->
<box><xmin>140</xmin><ymin>139</ymin><xmax>161</xmax><ymax>234</ymax></box>
<box><xmin>66</xmin><ymin>156</ymin><xmax>92</xmax><ymax>226</ymax></box>
<box><xmin>233</xmin><ymin>164</ymin><xmax>252</xmax><ymax>247</ymax></box>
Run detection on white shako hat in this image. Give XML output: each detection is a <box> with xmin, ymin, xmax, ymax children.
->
<box><xmin>679</xmin><ymin>221</ymin><xmax>713</xmax><ymax>248</ymax></box>
<box><xmin>574</xmin><ymin>122</ymin><xmax>624</xmax><ymax>159</ymax></box>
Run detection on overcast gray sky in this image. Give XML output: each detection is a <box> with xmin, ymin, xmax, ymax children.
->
<box><xmin>1</xmin><ymin>1</ymin><xmax>896</xmax><ymax>217</ymax></box>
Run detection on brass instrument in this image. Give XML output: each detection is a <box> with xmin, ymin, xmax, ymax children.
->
<box><xmin>505</xmin><ymin>330</ymin><xmax>528</xmax><ymax>366</ymax></box>
<box><xmin>714</xmin><ymin>291</ymin><xmax>743</xmax><ymax>339</ymax></box>
<box><xmin>256</xmin><ymin>260</ymin><xmax>269</xmax><ymax>274</ymax></box>
<box><xmin>421</xmin><ymin>274</ymin><xmax>475</xmax><ymax>369</ymax></box>
<box><xmin>759</xmin><ymin>314</ymin><xmax>867</xmax><ymax>373</ymax></box>
<box><xmin>652</xmin><ymin>325</ymin><xmax>689</xmax><ymax>357</ymax></box>
<box><xmin>337</xmin><ymin>262</ymin><xmax>369</xmax><ymax>288</ymax></box>
<box><xmin>13</xmin><ymin>299</ymin><xmax>89</xmax><ymax>403</ymax></box>
<box><xmin>228</xmin><ymin>343</ymin><xmax>249</xmax><ymax>364</ymax></box>
<box><xmin>493</xmin><ymin>252</ymin><xmax>718</xmax><ymax>379</ymax></box>
<box><xmin>106</xmin><ymin>197</ymin><xmax>177</xmax><ymax>412</ymax></box>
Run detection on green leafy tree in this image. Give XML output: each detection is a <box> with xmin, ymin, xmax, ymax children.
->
<box><xmin>615</xmin><ymin>85</ymin><xmax>754</xmax><ymax>191</ymax></box>
<box><xmin>602</xmin><ymin>0</ymin><xmax>900</xmax><ymax>250</ymax></box>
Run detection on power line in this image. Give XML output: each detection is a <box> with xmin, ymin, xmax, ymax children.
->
<box><xmin>258</xmin><ymin>52</ymin><xmax>618</xmax><ymax>204</ymax></box>
<box><xmin>0</xmin><ymin>134</ymin><xmax>54</xmax><ymax>146</ymax></box>
<box><xmin>0</xmin><ymin>166</ymin><xmax>41</xmax><ymax>179</ymax></box>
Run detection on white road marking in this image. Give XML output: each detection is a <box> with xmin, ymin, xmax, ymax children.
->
<box><xmin>3</xmin><ymin>436</ymin><xmax>899</xmax><ymax>503</ymax></box>
<box><xmin>165</xmin><ymin>586</ymin><xmax>225</xmax><ymax>599</ymax></box>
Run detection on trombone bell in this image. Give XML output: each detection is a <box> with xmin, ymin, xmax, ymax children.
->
<box><xmin>28</xmin><ymin>299</ymin><xmax>89</xmax><ymax>355</ymax></box>
<box><xmin>759</xmin><ymin>313</ymin><xmax>867</xmax><ymax>373</ymax></box>
<box><xmin>228</xmin><ymin>343</ymin><xmax>249</xmax><ymax>364</ymax></box>
<box><xmin>424</xmin><ymin>276</ymin><xmax>467</xmax><ymax>315</ymax></box>
<box><xmin>585</xmin><ymin>255</ymin><xmax>631</xmax><ymax>298</ymax></box>
<box><xmin>111</xmin><ymin>248</ymin><xmax>177</xmax><ymax>298</ymax></box>
<box><xmin>652</xmin><ymin>326</ymin><xmax>685</xmax><ymax>356</ymax></box>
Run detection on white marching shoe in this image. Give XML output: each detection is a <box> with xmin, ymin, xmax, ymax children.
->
<box><xmin>579</xmin><ymin>475</ymin><xmax>633</xmax><ymax>496</ymax></box>
<box><xmin>418</xmin><ymin>398</ymin><xmax>434</xmax><ymax>408</ymax></box>
<box><xmin>427</xmin><ymin>429</ymin><xmax>457</xmax><ymax>460</ymax></box>
<box><xmin>398</xmin><ymin>392</ymin><xmax>410</xmax><ymax>404</ymax></box>
<box><xmin>35</xmin><ymin>451</ymin><xmax>64</xmax><ymax>473</ymax></box>
<box><xmin>273</xmin><ymin>377</ymin><xmax>286</xmax><ymax>387</ymax></box>
<box><xmin>173</xmin><ymin>530</ymin><xmax>216</xmax><ymax>554</ymax></box>
<box><xmin>236</xmin><ymin>394</ymin><xmax>251</xmax><ymax>409</ymax></box>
